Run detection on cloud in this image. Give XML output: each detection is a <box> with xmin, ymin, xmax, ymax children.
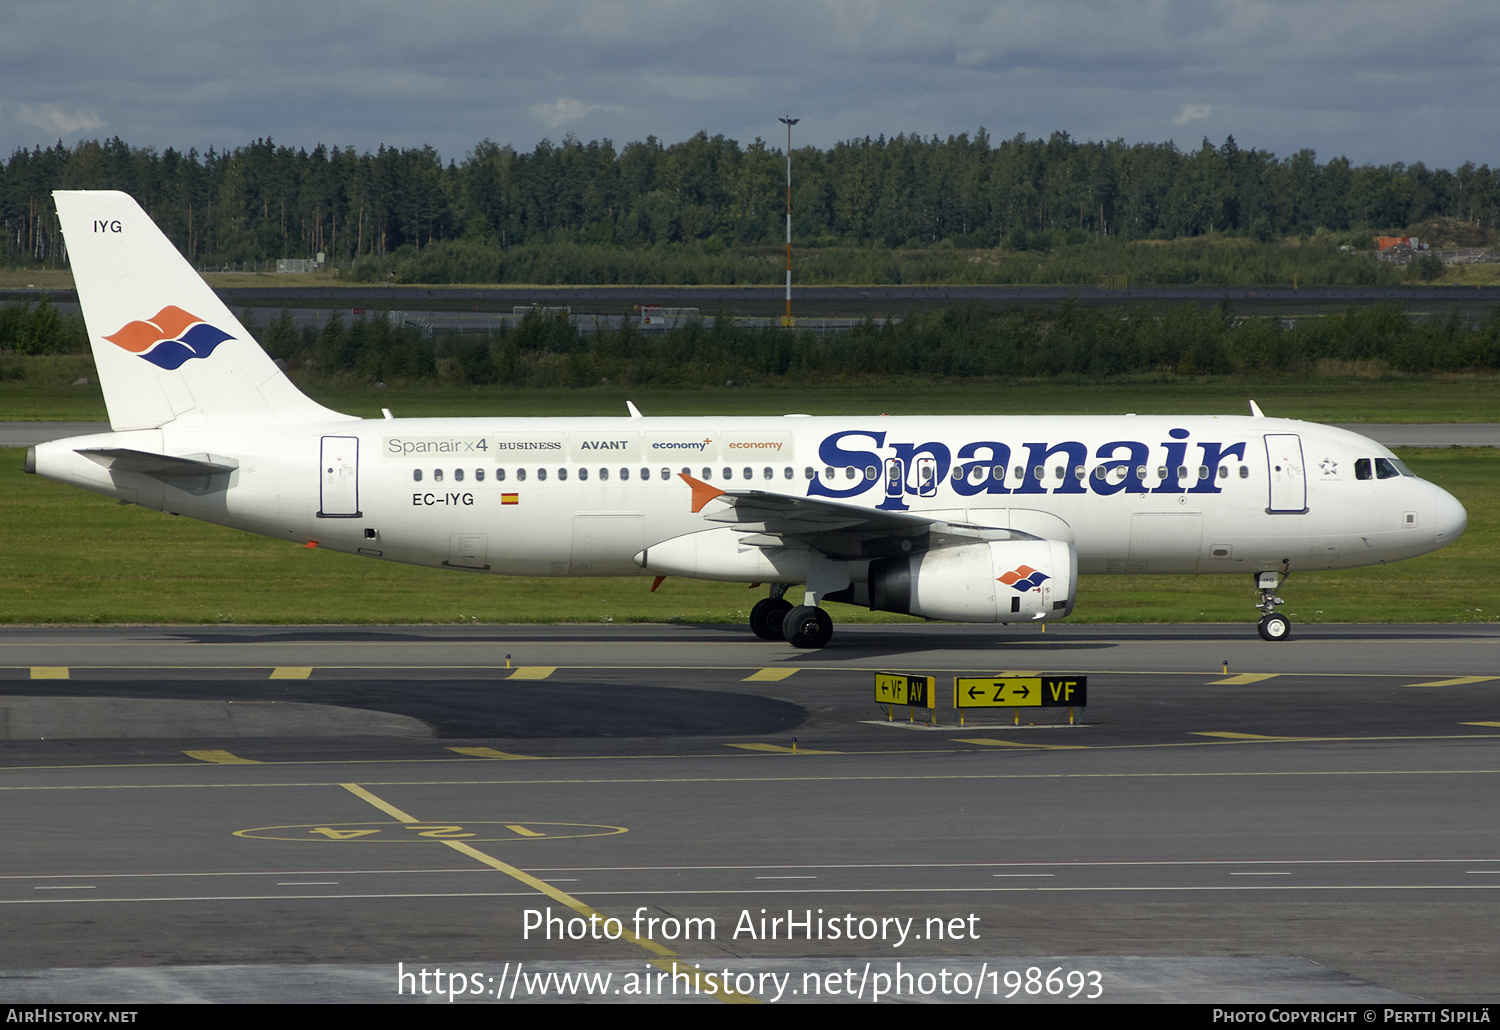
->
<box><xmin>1172</xmin><ymin>103</ymin><xmax>1211</xmax><ymax>126</ymax></box>
<box><xmin>528</xmin><ymin>96</ymin><xmax>625</xmax><ymax>129</ymax></box>
<box><xmin>15</xmin><ymin>103</ymin><xmax>104</xmax><ymax>137</ymax></box>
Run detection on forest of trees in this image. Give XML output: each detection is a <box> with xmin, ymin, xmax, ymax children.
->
<box><xmin>4</xmin><ymin>131</ymin><xmax>1500</xmax><ymax>281</ymax></box>
<box><xmin>7</xmin><ymin>296</ymin><xmax>1500</xmax><ymax>388</ymax></box>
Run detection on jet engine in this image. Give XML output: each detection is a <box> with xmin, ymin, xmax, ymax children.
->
<box><xmin>867</xmin><ymin>538</ymin><xmax>1076</xmax><ymax>623</ymax></box>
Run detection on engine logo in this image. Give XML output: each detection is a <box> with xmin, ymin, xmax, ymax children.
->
<box><xmin>998</xmin><ymin>564</ymin><xmax>1050</xmax><ymax>590</ymax></box>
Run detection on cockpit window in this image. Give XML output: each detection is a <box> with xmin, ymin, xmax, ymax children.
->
<box><xmin>1389</xmin><ymin>457</ymin><xmax>1415</xmax><ymax>477</ymax></box>
<box><xmin>1355</xmin><ymin>458</ymin><xmax>1372</xmax><ymax>481</ymax></box>
<box><xmin>1374</xmin><ymin>458</ymin><xmax>1402</xmax><ymax>480</ymax></box>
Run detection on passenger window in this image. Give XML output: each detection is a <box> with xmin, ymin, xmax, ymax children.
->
<box><xmin>1015</xmin><ymin>466</ymin><xmax>1024</xmax><ymax>481</ymax></box>
<box><xmin>1177</xmin><ymin>466</ymin><xmax>1187</xmax><ymax>479</ymax></box>
<box><xmin>744</xmin><ymin>467</ymin><xmax>753</xmax><ymax>480</ymax></box>
<box><xmin>865</xmin><ymin>466</ymin><xmax>877</xmax><ymax>480</ymax></box>
<box><xmin>496</xmin><ymin>468</ymin><xmax>506</xmax><ymax>482</ymax></box>
<box><xmin>475</xmin><ymin>468</ymin><xmax>485</xmax><ymax>482</ymax></box>
<box><xmin>1238</xmin><ymin>466</ymin><xmax>1249</xmax><ymax>479</ymax></box>
<box><xmin>1074</xmin><ymin>466</ymin><xmax>1085</xmax><ymax>480</ymax></box>
<box><xmin>517</xmin><ymin>468</ymin><xmax>526</xmax><ymax>482</ymax></box>
<box><xmin>952</xmin><ymin>465</ymin><xmax>964</xmax><ymax>482</ymax></box>
<box><xmin>804</xmin><ymin>467</ymin><xmax>815</xmax><ymax>479</ymax></box>
<box><xmin>825</xmin><ymin>467</ymin><xmax>835</xmax><ymax>480</ymax></box>
<box><xmin>413</xmin><ymin>469</ymin><xmax>423</xmax><ymax>482</ymax></box>
<box><xmin>599</xmin><ymin>468</ymin><xmax>609</xmax><ymax>481</ymax></box>
<box><xmin>724</xmin><ymin>467</ymin><xmax>732</xmax><ymax>480</ymax></box>
<box><xmin>786</xmin><ymin>467</ymin><xmax>796</xmax><ymax>480</ymax></box>
<box><xmin>537</xmin><ymin>468</ymin><xmax>547</xmax><ymax>481</ymax></box>
<box><xmin>1217</xmin><ymin>466</ymin><xmax>1226</xmax><ymax>480</ymax></box>
<box><xmin>1033</xmin><ymin>466</ymin><xmax>1044</xmax><ymax>480</ymax></box>
<box><xmin>1197</xmin><ymin>466</ymin><xmax>1208</xmax><ymax>480</ymax></box>
<box><xmin>578</xmin><ymin>468</ymin><xmax>588</xmax><ymax>481</ymax></box>
<box><xmin>703</xmin><ymin>468</ymin><xmax>712</xmax><ymax>480</ymax></box>
<box><xmin>620</xmin><ymin>468</ymin><xmax>630</xmax><ymax>481</ymax></box>
<box><xmin>1053</xmin><ymin>466</ymin><xmax>1064</xmax><ymax>480</ymax></box>
<box><xmin>454</xmin><ymin>468</ymin><xmax>464</xmax><ymax>482</ymax></box>
<box><xmin>557</xmin><ymin>468</ymin><xmax>567</xmax><ymax>481</ymax></box>
<box><xmin>434</xmin><ymin>469</ymin><xmax>444</xmax><ymax>482</ymax></box>
<box><xmin>1157</xmin><ymin>467</ymin><xmax>1167</xmax><ymax>479</ymax></box>
<box><xmin>764</xmin><ymin>467</ymin><xmax>773</xmax><ymax>480</ymax></box>
<box><xmin>660</xmin><ymin>468</ymin><xmax>670</xmax><ymax>480</ymax></box>
<box><xmin>992</xmin><ymin>466</ymin><xmax>1004</xmax><ymax>481</ymax></box>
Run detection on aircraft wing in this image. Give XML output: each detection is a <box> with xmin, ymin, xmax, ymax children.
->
<box><xmin>680</xmin><ymin>473</ymin><xmax>1035</xmax><ymax>561</ymax></box>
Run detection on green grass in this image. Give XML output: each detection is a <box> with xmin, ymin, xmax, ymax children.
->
<box><xmin>4</xmin><ymin>446</ymin><xmax>1496</xmax><ymax>627</ymax></box>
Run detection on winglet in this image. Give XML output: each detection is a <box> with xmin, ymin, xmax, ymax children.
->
<box><xmin>680</xmin><ymin>472</ymin><xmax>726</xmax><ymax>513</ymax></box>
<box><xmin>1248</xmin><ymin>400</ymin><xmax>1265</xmax><ymax>418</ymax></box>
<box><xmin>627</xmin><ymin>401</ymin><xmax>644</xmax><ymax>419</ymax></box>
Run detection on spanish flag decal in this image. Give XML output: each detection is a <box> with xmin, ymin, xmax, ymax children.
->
<box><xmin>502</xmin><ymin>493</ymin><xmax>519</xmax><ymax>505</ymax></box>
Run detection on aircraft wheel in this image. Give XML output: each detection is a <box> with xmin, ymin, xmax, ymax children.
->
<box><xmin>1257</xmin><ymin>614</ymin><xmax>1291</xmax><ymax>641</ymax></box>
<box><xmin>782</xmin><ymin>605</ymin><xmax>833</xmax><ymax>649</ymax></box>
<box><xmin>750</xmin><ymin>598</ymin><xmax>792</xmax><ymax>640</ymax></box>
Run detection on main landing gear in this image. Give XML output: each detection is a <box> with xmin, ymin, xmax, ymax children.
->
<box><xmin>1255</xmin><ymin>571</ymin><xmax>1291</xmax><ymax>641</ymax></box>
<box><xmin>749</xmin><ymin>585</ymin><xmax>833</xmax><ymax>649</ymax></box>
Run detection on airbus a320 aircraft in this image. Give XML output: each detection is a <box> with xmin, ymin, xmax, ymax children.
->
<box><xmin>28</xmin><ymin>191</ymin><xmax>1468</xmax><ymax>647</ymax></box>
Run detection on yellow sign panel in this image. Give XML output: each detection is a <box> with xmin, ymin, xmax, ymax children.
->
<box><xmin>954</xmin><ymin>676</ymin><xmax>1087</xmax><ymax>709</ymax></box>
<box><xmin>875</xmin><ymin>672</ymin><xmax>934</xmax><ymax>708</ymax></box>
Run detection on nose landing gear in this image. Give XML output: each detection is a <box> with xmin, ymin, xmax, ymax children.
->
<box><xmin>1255</xmin><ymin>571</ymin><xmax>1291</xmax><ymax>641</ymax></box>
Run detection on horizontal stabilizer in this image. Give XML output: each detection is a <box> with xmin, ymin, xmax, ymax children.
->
<box><xmin>77</xmin><ymin>448</ymin><xmax>238</xmax><ymax>478</ymax></box>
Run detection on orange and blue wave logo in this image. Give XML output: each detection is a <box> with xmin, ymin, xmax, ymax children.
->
<box><xmin>998</xmin><ymin>565</ymin><xmax>1050</xmax><ymax>591</ymax></box>
<box><xmin>104</xmin><ymin>306</ymin><xmax>234</xmax><ymax>370</ymax></box>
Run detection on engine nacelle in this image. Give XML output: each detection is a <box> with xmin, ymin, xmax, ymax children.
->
<box><xmin>868</xmin><ymin>539</ymin><xmax>1077</xmax><ymax>623</ymax></box>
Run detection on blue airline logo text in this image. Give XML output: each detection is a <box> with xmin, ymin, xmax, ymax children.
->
<box><xmin>809</xmin><ymin>428</ymin><xmax>1247</xmax><ymax>510</ymax></box>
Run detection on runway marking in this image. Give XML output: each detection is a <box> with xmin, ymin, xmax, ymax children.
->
<box><xmin>29</xmin><ymin>667</ymin><xmax>68</xmax><ymax>679</ymax></box>
<box><xmin>507</xmin><ymin>667</ymin><xmax>556</xmax><ymax>680</ymax></box>
<box><xmin>182</xmin><ymin>750</ymin><xmax>259</xmax><ymax>764</ymax></box>
<box><xmin>1193</xmin><ymin>732</ymin><xmax>1307</xmax><ymax>741</ymax></box>
<box><xmin>448</xmin><ymin>747</ymin><xmax>539</xmax><ymax>760</ymax></box>
<box><xmin>1207</xmin><ymin>673</ymin><xmax>1281</xmax><ymax>685</ymax></box>
<box><xmin>993</xmin><ymin>874</ymin><xmax>1054</xmax><ymax>878</ymax></box>
<box><xmin>234</xmin><ymin>821</ymin><xmax>624</xmax><ymax>843</ymax></box>
<box><xmin>337</xmin><ymin>783</ymin><xmax>751</xmax><ymax>1005</ymax></box>
<box><xmin>1406</xmin><ymin>676</ymin><xmax>1499</xmax><ymax>687</ymax></box>
<box><xmin>743</xmin><ymin>668</ymin><xmax>798</xmax><ymax>682</ymax></box>
<box><xmin>34</xmin><ymin>885</ymin><xmax>95</xmax><ymax>890</ymax></box>
<box><xmin>954</xmin><ymin>738</ymin><xmax>1087</xmax><ymax>750</ymax></box>
<box><xmin>1462</xmin><ymin>722</ymin><xmax>1500</xmax><ymax>728</ymax></box>
<box><xmin>270</xmin><ymin>667</ymin><xmax>313</xmax><ymax>679</ymax></box>
<box><xmin>1230</xmin><ymin>871</ymin><xmax>1292</xmax><ymax>876</ymax></box>
<box><xmin>726</xmin><ymin>743</ymin><xmax>840</xmax><ymax>754</ymax></box>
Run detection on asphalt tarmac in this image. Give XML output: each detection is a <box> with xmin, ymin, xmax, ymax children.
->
<box><xmin>0</xmin><ymin>623</ymin><xmax>1496</xmax><ymax>1005</ymax></box>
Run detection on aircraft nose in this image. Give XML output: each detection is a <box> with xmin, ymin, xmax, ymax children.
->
<box><xmin>1430</xmin><ymin>484</ymin><xmax>1467</xmax><ymax>549</ymax></box>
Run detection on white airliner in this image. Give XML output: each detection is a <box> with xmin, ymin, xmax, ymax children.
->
<box><xmin>27</xmin><ymin>191</ymin><xmax>1468</xmax><ymax>647</ymax></box>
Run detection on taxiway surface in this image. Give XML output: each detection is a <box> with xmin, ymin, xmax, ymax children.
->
<box><xmin>0</xmin><ymin>623</ymin><xmax>1496</xmax><ymax>1004</ymax></box>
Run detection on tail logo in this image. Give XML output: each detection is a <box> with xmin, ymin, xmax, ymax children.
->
<box><xmin>998</xmin><ymin>565</ymin><xmax>1050</xmax><ymax>591</ymax></box>
<box><xmin>105</xmin><ymin>306</ymin><xmax>234</xmax><ymax>370</ymax></box>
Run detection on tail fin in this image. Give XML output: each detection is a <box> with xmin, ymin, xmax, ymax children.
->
<box><xmin>54</xmin><ymin>190</ymin><xmax>352</xmax><ymax>430</ymax></box>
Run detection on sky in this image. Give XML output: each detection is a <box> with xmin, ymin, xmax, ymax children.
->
<box><xmin>3</xmin><ymin>0</ymin><xmax>1499</xmax><ymax>170</ymax></box>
